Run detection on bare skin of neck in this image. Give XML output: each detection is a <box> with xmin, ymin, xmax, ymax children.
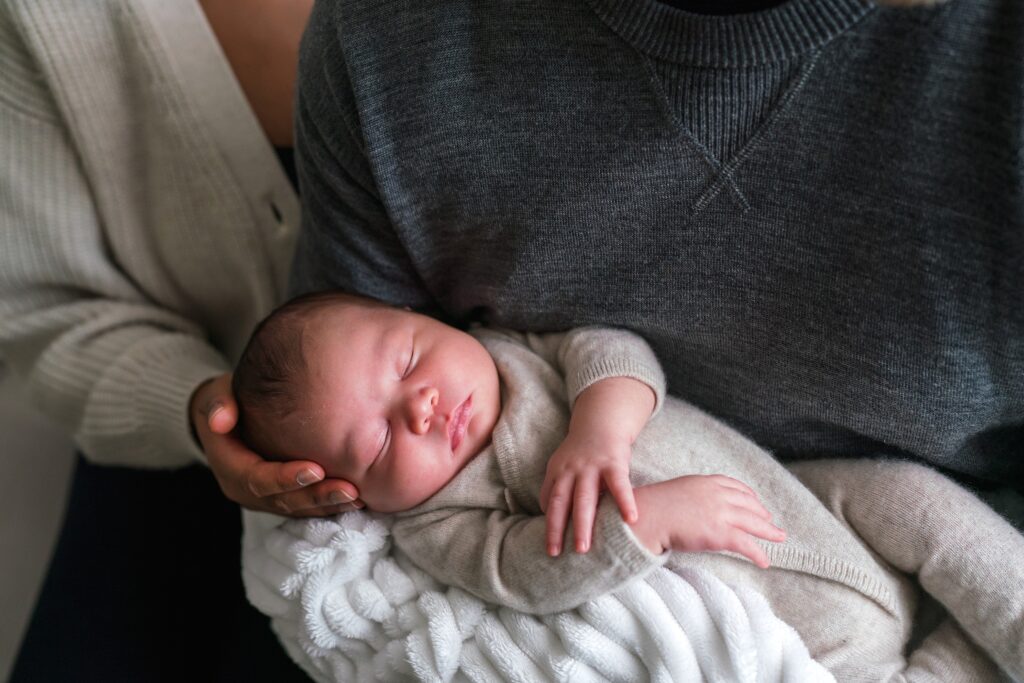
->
<box><xmin>198</xmin><ymin>0</ymin><xmax>314</xmax><ymax>147</ymax></box>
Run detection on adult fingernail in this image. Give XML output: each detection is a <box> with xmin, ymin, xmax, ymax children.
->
<box><xmin>329</xmin><ymin>490</ymin><xmax>354</xmax><ymax>505</ymax></box>
<box><xmin>297</xmin><ymin>469</ymin><xmax>322</xmax><ymax>486</ymax></box>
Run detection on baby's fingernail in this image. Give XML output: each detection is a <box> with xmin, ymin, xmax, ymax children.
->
<box><xmin>296</xmin><ymin>469</ymin><xmax>322</xmax><ymax>486</ymax></box>
<box><xmin>577</xmin><ymin>541</ymin><xmax>589</xmax><ymax>553</ymax></box>
<box><xmin>205</xmin><ymin>400</ymin><xmax>224</xmax><ymax>418</ymax></box>
<box><xmin>329</xmin><ymin>490</ymin><xmax>354</xmax><ymax>505</ymax></box>
<box><xmin>548</xmin><ymin>545</ymin><xmax>560</xmax><ymax>557</ymax></box>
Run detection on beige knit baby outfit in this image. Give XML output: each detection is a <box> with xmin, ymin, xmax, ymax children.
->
<box><xmin>393</xmin><ymin>327</ymin><xmax>1024</xmax><ymax>682</ymax></box>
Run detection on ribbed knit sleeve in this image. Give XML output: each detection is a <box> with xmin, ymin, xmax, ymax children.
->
<box><xmin>392</xmin><ymin>495</ymin><xmax>665</xmax><ymax>615</ymax></box>
<box><xmin>0</xmin><ymin>7</ymin><xmax>226</xmax><ymax>467</ymax></box>
<box><xmin>550</xmin><ymin>327</ymin><xmax>667</xmax><ymax>416</ymax></box>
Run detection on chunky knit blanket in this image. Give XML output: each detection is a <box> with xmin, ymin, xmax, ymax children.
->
<box><xmin>242</xmin><ymin>510</ymin><xmax>833</xmax><ymax>683</ymax></box>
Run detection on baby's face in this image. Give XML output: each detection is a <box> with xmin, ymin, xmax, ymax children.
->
<box><xmin>288</xmin><ymin>301</ymin><xmax>501</xmax><ymax>512</ymax></box>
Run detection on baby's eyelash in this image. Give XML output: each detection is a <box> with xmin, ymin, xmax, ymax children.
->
<box><xmin>402</xmin><ymin>346</ymin><xmax>415</xmax><ymax>378</ymax></box>
<box><xmin>374</xmin><ymin>424</ymin><xmax>390</xmax><ymax>464</ymax></box>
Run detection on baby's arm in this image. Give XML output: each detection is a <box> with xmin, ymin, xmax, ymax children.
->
<box><xmin>391</xmin><ymin>498</ymin><xmax>665</xmax><ymax>615</ymax></box>
<box><xmin>531</xmin><ymin>327</ymin><xmax>666</xmax><ymax>555</ymax></box>
<box><xmin>534</xmin><ymin>327</ymin><xmax>785</xmax><ymax>564</ymax></box>
<box><xmin>392</xmin><ymin>474</ymin><xmax>785</xmax><ymax>614</ymax></box>
<box><xmin>540</xmin><ymin>375</ymin><xmax>655</xmax><ymax>555</ymax></box>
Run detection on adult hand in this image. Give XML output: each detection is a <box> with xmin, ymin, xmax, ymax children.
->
<box><xmin>190</xmin><ymin>373</ymin><xmax>364</xmax><ymax>516</ymax></box>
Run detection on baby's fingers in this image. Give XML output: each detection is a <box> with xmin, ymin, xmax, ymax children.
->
<box><xmin>605</xmin><ymin>469</ymin><xmax>638</xmax><ymax>524</ymax></box>
<box><xmin>732</xmin><ymin>508</ymin><xmax>787</xmax><ymax>543</ymax></box>
<box><xmin>727</xmin><ymin>488</ymin><xmax>774</xmax><ymax>521</ymax></box>
<box><xmin>728</xmin><ymin>532</ymin><xmax>772</xmax><ymax>569</ymax></box>
<box><xmin>546</xmin><ymin>477</ymin><xmax>573</xmax><ymax>557</ymax></box>
<box><xmin>540</xmin><ymin>472</ymin><xmax>554</xmax><ymax>514</ymax></box>
<box><xmin>572</xmin><ymin>474</ymin><xmax>600</xmax><ymax>553</ymax></box>
<box><xmin>711</xmin><ymin>474</ymin><xmax>758</xmax><ymax>498</ymax></box>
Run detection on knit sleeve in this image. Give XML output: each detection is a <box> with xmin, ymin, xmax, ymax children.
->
<box><xmin>0</xmin><ymin>12</ymin><xmax>226</xmax><ymax>468</ymax></box>
<box><xmin>527</xmin><ymin>327</ymin><xmax>667</xmax><ymax>416</ymax></box>
<box><xmin>289</xmin><ymin>1</ymin><xmax>435</xmax><ymax>311</ymax></box>
<box><xmin>392</xmin><ymin>496</ymin><xmax>666</xmax><ymax>615</ymax></box>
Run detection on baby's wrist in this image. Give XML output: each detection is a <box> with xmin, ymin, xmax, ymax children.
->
<box><xmin>566</xmin><ymin>417</ymin><xmax>633</xmax><ymax>450</ymax></box>
<box><xmin>631</xmin><ymin>485</ymin><xmax>669</xmax><ymax>555</ymax></box>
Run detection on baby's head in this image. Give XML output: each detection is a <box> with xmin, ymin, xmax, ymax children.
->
<box><xmin>233</xmin><ymin>291</ymin><xmax>501</xmax><ymax>512</ymax></box>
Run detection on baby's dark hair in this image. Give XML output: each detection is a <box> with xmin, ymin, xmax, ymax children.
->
<box><xmin>232</xmin><ymin>289</ymin><xmax>376</xmax><ymax>458</ymax></box>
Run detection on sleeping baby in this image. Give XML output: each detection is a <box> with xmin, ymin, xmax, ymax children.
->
<box><xmin>233</xmin><ymin>290</ymin><xmax>1024</xmax><ymax>682</ymax></box>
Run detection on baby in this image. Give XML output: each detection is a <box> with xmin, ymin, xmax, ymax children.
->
<box><xmin>234</xmin><ymin>290</ymin><xmax>1024</xmax><ymax>682</ymax></box>
<box><xmin>233</xmin><ymin>289</ymin><xmax>782</xmax><ymax>565</ymax></box>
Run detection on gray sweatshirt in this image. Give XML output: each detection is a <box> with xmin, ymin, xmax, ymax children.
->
<box><xmin>292</xmin><ymin>0</ymin><xmax>1024</xmax><ymax>486</ymax></box>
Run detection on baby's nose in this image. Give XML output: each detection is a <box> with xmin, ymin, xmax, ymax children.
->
<box><xmin>409</xmin><ymin>387</ymin><xmax>439</xmax><ymax>435</ymax></box>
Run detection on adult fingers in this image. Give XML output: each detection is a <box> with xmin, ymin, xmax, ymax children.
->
<box><xmin>207</xmin><ymin>399</ymin><xmax>237</xmax><ymax>434</ymax></box>
<box><xmin>268</xmin><ymin>478</ymin><xmax>364</xmax><ymax>515</ymax></box>
<box><xmin>572</xmin><ymin>474</ymin><xmax>600</xmax><ymax>553</ymax></box>
<box><xmin>191</xmin><ymin>373</ymin><xmax>238</xmax><ymax>435</ymax></box>
<box><xmin>246</xmin><ymin>458</ymin><xmax>332</xmax><ymax>498</ymax></box>
<box><xmin>545</xmin><ymin>477</ymin><xmax>574</xmax><ymax>557</ymax></box>
<box><xmin>201</xmin><ymin>428</ymin><xmax>263</xmax><ymax>490</ymax></box>
<box><xmin>605</xmin><ymin>469</ymin><xmax>638</xmax><ymax>524</ymax></box>
<box><xmin>266</xmin><ymin>484</ymin><xmax>365</xmax><ymax>516</ymax></box>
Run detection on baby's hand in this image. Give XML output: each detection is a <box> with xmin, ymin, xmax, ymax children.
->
<box><xmin>632</xmin><ymin>475</ymin><xmax>786</xmax><ymax>568</ymax></box>
<box><xmin>540</xmin><ymin>430</ymin><xmax>637</xmax><ymax>556</ymax></box>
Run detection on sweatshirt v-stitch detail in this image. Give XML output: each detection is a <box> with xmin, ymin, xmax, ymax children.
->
<box><xmin>588</xmin><ymin>0</ymin><xmax>966</xmax><ymax>223</ymax></box>
<box><xmin>591</xmin><ymin>0</ymin><xmax>868</xmax><ymax>213</ymax></box>
<box><xmin>647</xmin><ymin>56</ymin><xmax>806</xmax><ymax>167</ymax></box>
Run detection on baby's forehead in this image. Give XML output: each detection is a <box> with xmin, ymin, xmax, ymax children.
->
<box><xmin>301</xmin><ymin>302</ymin><xmax>405</xmax><ymax>413</ymax></box>
<box><xmin>303</xmin><ymin>300</ymin><xmax>391</xmax><ymax>352</ymax></box>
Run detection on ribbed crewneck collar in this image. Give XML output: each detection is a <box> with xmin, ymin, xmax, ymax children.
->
<box><xmin>584</xmin><ymin>0</ymin><xmax>875</xmax><ymax>66</ymax></box>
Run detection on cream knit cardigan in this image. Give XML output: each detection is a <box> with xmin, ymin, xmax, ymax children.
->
<box><xmin>0</xmin><ymin>0</ymin><xmax>298</xmax><ymax>467</ymax></box>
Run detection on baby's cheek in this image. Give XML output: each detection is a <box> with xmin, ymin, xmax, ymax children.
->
<box><xmin>318</xmin><ymin>455</ymin><xmax>354</xmax><ymax>482</ymax></box>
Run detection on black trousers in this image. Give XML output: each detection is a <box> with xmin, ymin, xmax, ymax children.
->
<box><xmin>11</xmin><ymin>455</ymin><xmax>310</xmax><ymax>683</ymax></box>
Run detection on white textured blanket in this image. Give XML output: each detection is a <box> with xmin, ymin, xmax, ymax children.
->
<box><xmin>242</xmin><ymin>510</ymin><xmax>834</xmax><ymax>683</ymax></box>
